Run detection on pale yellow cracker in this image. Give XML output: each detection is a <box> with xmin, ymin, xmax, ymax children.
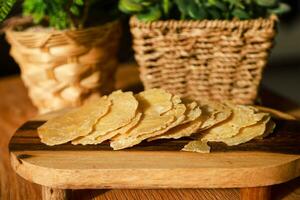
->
<box><xmin>182</xmin><ymin>102</ymin><xmax>201</xmax><ymax>123</ymax></box>
<box><xmin>150</xmin><ymin>118</ymin><xmax>203</xmax><ymax>140</ymax></box>
<box><xmin>201</xmin><ymin>104</ymin><xmax>267</xmax><ymax>141</ymax></box>
<box><xmin>38</xmin><ymin>97</ymin><xmax>111</xmax><ymax>146</ymax></box>
<box><xmin>199</xmin><ymin>102</ymin><xmax>232</xmax><ymax>130</ymax></box>
<box><xmin>148</xmin><ymin>102</ymin><xmax>202</xmax><ymax>141</ymax></box>
<box><xmin>182</xmin><ymin>140</ymin><xmax>211</xmax><ymax>153</ymax></box>
<box><xmin>110</xmin><ymin>114</ymin><xmax>175</xmax><ymax>150</ymax></box>
<box><xmin>134</xmin><ymin>103</ymin><xmax>186</xmax><ymax>143</ymax></box>
<box><xmin>111</xmin><ymin>96</ymin><xmax>186</xmax><ymax>150</ymax></box>
<box><xmin>256</xmin><ymin>118</ymin><xmax>276</xmax><ymax>139</ymax></box>
<box><xmin>112</xmin><ymin>93</ymin><xmax>180</xmax><ymax>141</ymax></box>
<box><xmin>72</xmin><ymin>91</ymin><xmax>138</xmax><ymax>145</ymax></box>
<box><xmin>94</xmin><ymin>112</ymin><xmax>142</xmax><ymax>144</ymax></box>
<box><xmin>135</xmin><ymin>88</ymin><xmax>173</xmax><ymax>115</ymax></box>
<box><xmin>216</xmin><ymin>116</ymin><xmax>271</xmax><ymax>146</ymax></box>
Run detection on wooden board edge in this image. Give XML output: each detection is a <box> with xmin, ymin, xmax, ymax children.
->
<box><xmin>10</xmin><ymin>151</ymin><xmax>300</xmax><ymax>189</ymax></box>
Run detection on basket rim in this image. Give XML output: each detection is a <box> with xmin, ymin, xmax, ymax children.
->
<box><xmin>5</xmin><ymin>19</ymin><xmax>120</xmax><ymax>35</ymax></box>
<box><xmin>130</xmin><ymin>15</ymin><xmax>277</xmax><ymax>29</ymax></box>
<box><xmin>5</xmin><ymin>19</ymin><xmax>122</xmax><ymax>48</ymax></box>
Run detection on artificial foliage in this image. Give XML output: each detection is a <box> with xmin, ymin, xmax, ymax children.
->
<box><xmin>0</xmin><ymin>0</ymin><xmax>16</xmax><ymax>22</ymax></box>
<box><xmin>119</xmin><ymin>0</ymin><xmax>290</xmax><ymax>22</ymax></box>
<box><xmin>23</xmin><ymin>0</ymin><xmax>119</xmax><ymax>30</ymax></box>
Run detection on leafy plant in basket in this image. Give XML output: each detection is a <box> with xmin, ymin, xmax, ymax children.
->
<box><xmin>5</xmin><ymin>0</ymin><xmax>122</xmax><ymax>114</ymax></box>
<box><xmin>119</xmin><ymin>0</ymin><xmax>290</xmax><ymax>21</ymax></box>
<box><xmin>22</xmin><ymin>0</ymin><xmax>120</xmax><ymax>29</ymax></box>
<box><xmin>119</xmin><ymin>0</ymin><xmax>289</xmax><ymax>105</ymax></box>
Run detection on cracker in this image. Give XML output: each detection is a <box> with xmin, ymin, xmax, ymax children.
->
<box><xmin>148</xmin><ymin>102</ymin><xmax>202</xmax><ymax>141</ymax></box>
<box><xmin>72</xmin><ymin>91</ymin><xmax>138</xmax><ymax>145</ymax></box>
<box><xmin>216</xmin><ymin>116</ymin><xmax>271</xmax><ymax>146</ymax></box>
<box><xmin>183</xmin><ymin>102</ymin><xmax>201</xmax><ymax>123</ymax></box>
<box><xmin>201</xmin><ymin>104</ymin><xmax>266</xmax><ymax>141</ymax></box>
<box><xmin>94</xmin><ymin>112</ymin><xmax>142</xmax><ymax>144</ymax></box>
<box><xmin>150</xmin><ymin>118</ymin><xmax>203</xmax><ymax>140</ymax></box>
<box><xmin>256</xmin><ymin>118</ymin><xmax>276</xmax><ymax>139</ymax></box>
<box><xmin>135</xmin><ymin>88</ymin><xmax>173</xmax><ymax>115</ymax></box>
<box><xmin>182</xmin><ymin>140</ymin><xmax>211</xmax><ymax>153</ymax></box>
<box><xmin>111</xmin><ymin>96</ymin><xmax>186</xmax><ymax>150</ymax></box>
<box><xmin>110</xmin><ymin>114</ymin><xmax>175</xmax><ymax>150</ymax></box>
<box><xmin>38</xmin><ymin>97</ymin><xmax>111</xmax><ymax>145</ymax></box>
<box><xmin>199</xmin><ymin>102</ymin><xmax>232</xmax><ymax>130</ymax></box>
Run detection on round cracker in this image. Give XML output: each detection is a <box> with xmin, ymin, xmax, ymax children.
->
<box><xmin>217</xmin><ymin>116</ymin><xmax>271</xmax><ymax>146</ymax></box>
<box><xmin>199</xmin><ymin>102</ymin><xmax>232</xmax><ymax>130</ymax></box>
<box><xmin>72</xmin><ymin>91</ymin><xmax>138</xmax><ymax>145</ymax></box>
<box><xmin>183</xmin><ymin>102</ymin><xmax>201</xmax><ymax>123</ymax></box>
<box><xmin>110</xmin><ymin>114</ymin><xmax>175</xmax><ymax>150</ymax></box>
<box><xmin>148</xmin><ymin>102</ymin><xmax>202</xmax><ymax>141</ymax></box>
<box><xmin>255</xmin><ymin>119</ymin><xmax>276</xmax><ymax>139</ymax></box>
<box><xmin>135</xmin><ymin>88</ymin><xmax>173</xmax><ymax>115</ymax></box>
<box><xmin>202</xmin><ymin>104</ymin><xmax>268</xmax><ymax>141</ymax></box>
<box><xmin>149</xmin><ymin>117</ymin><xmax>203</xmax><ymax>141</ymax></box>
<box><xmin>110</xmin><ymin>96</ymin><xmax>186</xmax><ymax>150</ymax></box>
<box><xmin>38</xmin><ymin>97</ymin><xmax>111</xmax><ymax>146</ymax></box>
<box><xmin>92</xmin><ymin>113</ymin><xmax>143</xmax><ymax>145</ymax></box>
<box><xmin>135</xmin><ymin>103</ymin><xmax>187</xmax><ymax>143</ymax></box>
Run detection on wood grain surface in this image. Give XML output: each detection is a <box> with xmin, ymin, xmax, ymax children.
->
<box><xmin>42</xmin><ymin>187</ymin><xmax>72</xmax><ymax>200</ymax></box>
<box><xmin>9</xmin><ymin>149</ymin><xmax>300</xmax><ymax>189</ymax></box>
<box><xmin>8</xmin><ymin>112</ymin><xmax>300</xmax><ymax>189</ymax></box>
<box><xmin>10</xmin><ymin>119</ymin><xmax>300</xmax><ymax>155</ymax></box>
<box><xmin>240</xmin><ymin>187</ymin><xmax>271</xmax><ymax>200</ymax></box>
<box><xmin>1</xmin><ymin>64</ymin><xmax>300</xmax><ymax>200</ymax></box>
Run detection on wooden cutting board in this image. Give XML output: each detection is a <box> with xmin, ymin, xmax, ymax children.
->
<box><xmin>9</xmin><ymin>113</ymin><xmax>300</xmax><ymax>190</ymax></box>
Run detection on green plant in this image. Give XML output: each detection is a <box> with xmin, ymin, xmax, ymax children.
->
<box><xmin>0</xmin><ymin>0</ymin><xmax>16</xmax><ymax>22</ymax></box>
<box><xmin>119</xmin><ymin>0</ymin><xmax>290</xmax><ymax>22</ymax></box>
<box><xmin>23</xmin><ymin>0</ymin><xmax>119</xmax><ymax>30</ymax></box>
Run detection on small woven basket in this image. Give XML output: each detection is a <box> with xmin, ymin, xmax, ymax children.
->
<box><xmin>130</xmin><ymin>16</ymin><xmax>277</xmax><ymax>104</ymax></box>
<box><xmin>6</xmin><ymin>20</ymin><xmax>121</xmax><ymax>113</ymax></box>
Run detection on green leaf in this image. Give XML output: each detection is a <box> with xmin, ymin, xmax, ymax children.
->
<box><xmin>0</xmin><ymin>0</ymin><xmax>16</xmax><ymax>22</ymax></box>
<box><xmin>74</xmin><ymin>0</ymin><xmax>84</xmax><ymax>6</ymax></box>
<box><xmin>232</xmin><ymin>8</ymin><xmax>250</xmax><ymax>19</ymax></box>
<box><xmin>187</xmin><ymin>2</ymin><xmax>207</xmax><ymax>19</ymax></box>
<box><xmin>137</xmin><ymin>5</ymin><xmax>162</xmax><ymax>22</ymax></box>
<box><xmin>207</xmin><ymin>0</ymin><xmax>217</xmax><ymax>6</ymax></box>
<box><xmin>23</xmin><ymin>0</ymin><xmax>47</xmax><ymax>23</ymax></box>
<box><xmin>215</xmin><ymin>1</ymin><xmax>227</xmax><ymax>11</ymax></box>
<box><xmin>70</xmin><ymin>5</ymin><xmax>80</xmax><ymax>16</ymax></box>
<box><xmin>118</xmin><ymin>0</ymin><xmax>290</xmax><ymax>21</ymax></box>
<box><xmin>255</xmin><ymin>0</ymin><xmax>277</xmax><ymax>7</ymax></box>
<box><xmin>132</xmin><ymin>0</ymin><xmax>153</xmax><ymax>6</ymax></box>
<box><xmin>226</xmin><ymin>0</ymin><xmax>245</xmax><ymax>9</ymax></box>
<box><xmin>162</xmin><ymin>0</ymin><xmax>170</xmax><ymax>16</ymax></box>
<box><xmin>268</xmin><ymin>2</ymin><xmax>290</xmax><ymax>14</ymax></box>
<box><xmin>119</xmin><ymin>0</ymin><xmax>143</xmax><ymax>13</ymax></box>
<box><xmin>174</xmin><ymin>0</ymin><xmax>188</xmax><ymax>15</ymax></box>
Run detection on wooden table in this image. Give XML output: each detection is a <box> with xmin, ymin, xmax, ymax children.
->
<box><xmin>1</xmin><ymin>64</ymin><xmax>300</xmax><ymax>200</ymax></box>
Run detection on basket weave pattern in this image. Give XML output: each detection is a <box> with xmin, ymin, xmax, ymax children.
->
<box><xmin>130</xmin><ymin>16</ymin><xmax>276</xmax><ymax>104</ymax></box>
<box><xmin>6</xmin><ymin>21</ymin><xmax>121</xmax><ymax>113</ymax></box>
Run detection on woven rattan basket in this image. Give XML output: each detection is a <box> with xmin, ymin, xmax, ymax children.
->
<box><xmin>130</xmin><ymin>16</ymin><xmax>277</xmax><ymax>104</ymax></box>
<box><xmin>6</xmin><ymin>20</ymin><xmax>121</xmax><ymax>113</ymax></box>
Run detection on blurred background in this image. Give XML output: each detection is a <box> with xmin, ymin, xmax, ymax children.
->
<box><xmin>0</xmin><ymin>0</ymin><xmax>299</xmax><ymax>103</ymax></box>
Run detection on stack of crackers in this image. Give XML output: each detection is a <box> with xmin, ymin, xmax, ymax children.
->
<box><xmin>38</xmin><ymin>89</ymin><xmax>275</xmax><ymax>152</ymax></box>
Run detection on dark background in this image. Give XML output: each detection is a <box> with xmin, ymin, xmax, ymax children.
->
<box><xmin>0</xmin><ymin>0</ymin><xmax>299</xmax><ymax>103</ymax></box>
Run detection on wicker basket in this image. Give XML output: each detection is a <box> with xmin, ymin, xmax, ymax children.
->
<box><xmin>130</xmin><ymin>16</ymin><xmax>277</xmax><ymax>104</ymax></box>
<box><xmin>6</xmin><ymin>20</ymin><xmax>121</xmax><ymax>113</ymax></box>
